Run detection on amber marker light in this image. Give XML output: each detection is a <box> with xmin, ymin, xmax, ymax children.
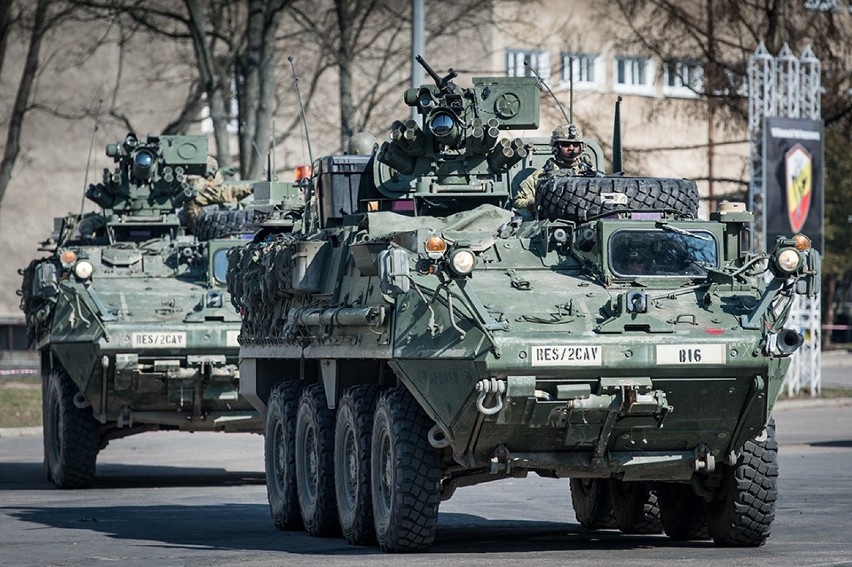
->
<box><xmin>425</xmin><ymin>235</ymin><xmax>447</xmax><ymax>259</ymax></box>
<box><xmin>793</xmin><ymin>234</ymin><xmax>811</xmax><ymax>251</ymax></box>
<box><xmin>294</xmin><ymin>164</ymin><xmax>312</xmax><ymax>181</ymax></box>
<box><xmin>60</xmin><ymin>250</ymin><xmax>77</xmax><ymax>267</ymax></box>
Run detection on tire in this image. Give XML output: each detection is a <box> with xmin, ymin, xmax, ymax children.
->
<box><xmin>570</xmin><ymin>478</ymin><xmax>617</xmax><ymax>529</ymax></box>
<box><xmin>335</xmin><ymin>384</ymin><xmax>382</xmax><ymax>546</ymax></box>
<box><xmin>43</xmin><ymin>368</ymin><xmax>100</xmax><ymax>489</ymax></box>
<box><xmin>371</xmin><ymin>386</ymin><xmax>442</xmax><ymax>553</ymax></box>
<box><xmin>608</xmin><ymin>479</ymin><xmax>664</xmax><ymax>534</ymax></box>
<box><xmin>658</xmin><ymin>483</ymin><xmax>711</xmax><ymax>540</ymax></box>
<box><xmin>535</xmin><ymin>176</ymin><xmax>699</xmax><ymax>222</ymax></box>
<box><xmin>265</xmin><ymin>381</ymin><xmax>302</xmax><ymax>530</ymax></box>
<box><xmin>295</xmin><ymin>382</ymin><xmax>340</xmax><ymax>537</ymax></box>
<box><xmin>194</xmin><ymin>208</ymin><xmax>254</xmax><ymax>241</ymax></box>
<box><xmin>705</xmin><ymin>419</ymin><xmax>778</xmax><ymax>547</ymax></box>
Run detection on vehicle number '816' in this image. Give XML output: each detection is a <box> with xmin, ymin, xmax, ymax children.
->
<box><xmin>656</xmin><ymin>344</ymin><xmax>725</xmax><ymax>365</ymax></box>
<box><xmin>530</xmin><ymin>345</ymin><xmax>602</xmax><ymax>367</ymax></box>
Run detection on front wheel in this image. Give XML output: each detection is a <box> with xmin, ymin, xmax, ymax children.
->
<box><xmin>705</xmin><ymin>420</ymin><xmax>778</xmax><ymax>546</ymax></box>
<box><xmin>43</xmin><ymin>368</ymin><xmax>101</xmax><ymax>489</ymax></box>
<box><xmin>371</xmin><ymin>387</ymin><xmax>441</xmax><ymax>553</ymax></box>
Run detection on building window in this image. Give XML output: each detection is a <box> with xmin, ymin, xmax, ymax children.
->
<box><xmin>614</xmin><ymin>55</ymin><xmax>655</xmax><ymax>96</ymax></box>
<box><xmin>561</xmin><ymin>52</ymin><xmax>601</xmax><ymax>91</ymax></box>
<box><xmin>663</xmin><ymin>60</ymin><xmax>704</xmax><ymax>98</ymax></box>
<box><xmin>506</xmin><ymin>49</ymin><xmax>551</xmax><ymax>85</ymax></box>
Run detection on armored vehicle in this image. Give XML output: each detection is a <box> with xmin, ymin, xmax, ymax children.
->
<box><xmin>227</xmin><ymin>60</ymin><xmax>820</xmax><ymax>551</ymax></box>
<box><xmin>20</xmin><ymin>133</ymin><xmax>263</xmax><ymax>489</ymax></box>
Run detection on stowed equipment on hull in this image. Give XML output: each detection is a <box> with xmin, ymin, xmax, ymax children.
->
<box><xmin>20</xmin><ymin>133</ymin><xmax>263</xmax><ymax>489</ymax></box>
<box><xmin>228</xmin><ymin>58</ymin><xmax>820</xmax><ymax>551</ymax></box>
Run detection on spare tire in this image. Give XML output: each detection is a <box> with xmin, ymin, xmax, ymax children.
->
<box><xmin>535</xmin><ymin>176</ymin><xmax>699</xmax><ymax>222</ymax></box>
<box><xmin>194</xmin><ymin>208</ymin><xmax>255</xmax><ymax>241</ymax></box>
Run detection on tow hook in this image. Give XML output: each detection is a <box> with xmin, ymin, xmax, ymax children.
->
<box><xmin>475</xmin><ymin>378</ymin><xmax>506</xmax><ymax>415</ymax></box>
<box><xmin>693</xmin><ymin>444</ymin><xmax>716</xmax><ymax>472</ymax></box>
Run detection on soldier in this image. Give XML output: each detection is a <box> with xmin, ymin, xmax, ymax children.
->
<box><xmin>513</xmin><ymin>123</ymin><xmax>594</xmax><ymax>213</ymax></box>
<box><xmin>183</xmin><ymin>155</ymin><xmax>253</xmax><ymax>234</ymax></box>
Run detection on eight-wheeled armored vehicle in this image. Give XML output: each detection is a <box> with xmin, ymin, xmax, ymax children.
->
<box><xmin>20</xmin><ymin>133</ymin><xmax>263</xmax><ymax>488</ymax></box>
<box><xmin>227</xmin><ymin>61</ymin><xmax>820</xmax><ymax>551</ymax></box>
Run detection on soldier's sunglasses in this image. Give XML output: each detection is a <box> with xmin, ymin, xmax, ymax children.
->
<box><xmin>557</xmin><ymin>141</ymin><xmax>581</xmax><ymax>148</ymax></box>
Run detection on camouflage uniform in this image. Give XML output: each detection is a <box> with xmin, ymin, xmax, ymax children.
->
<box><xmin>183</xmin><ymin>156</ymin><xmax>253</xmax><ymax>233</ymax></box>
<box><xmin>513</xmin><ymin>123</ymin><xmax>594</xmax><ymax>213</ymax></box>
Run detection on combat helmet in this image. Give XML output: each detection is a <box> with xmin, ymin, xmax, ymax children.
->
<box><xmin>550</xmin><ymin>123</ymin><xmax>583</xmax><ymax>147</ymax></box>
<box><xmin>346</xmin><ymin>132</ymin><xmax>378</xmax><ymax>155</ymax></box>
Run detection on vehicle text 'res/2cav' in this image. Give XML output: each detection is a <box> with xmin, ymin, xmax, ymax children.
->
<box><xmin>20</xmin><ymin>133</ymin><xmax>264</xmax><ymax>489</ymax></box>
<box><xmin>227</xmin><ymin>59</ymin><xmax>820</xmax><ymax>551</ymax></box>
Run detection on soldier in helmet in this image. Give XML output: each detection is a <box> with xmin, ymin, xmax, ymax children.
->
<box><xmin>183</xmin><ymin>155</ymin><xmax>254</xmax><ymax>234</ymax></box>
<box><xmin>513</xmin><ymin>123</ymin><xmax>594</xmax><ymax>213</ymax></box>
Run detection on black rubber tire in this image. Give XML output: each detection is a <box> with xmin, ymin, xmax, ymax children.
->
<box><xmin>705</xmin><ymin>419</ymin><xmax>778</xmax><ymax>547</ymax></box>
<box><xmin>335</xmin><ymin>384</ymin><xmax>382</xmax><ymax>546</ymax></box>
<box><xmin>43</xmin><ymin>368</ymin><xmax>100</xmax><ymax>489</ymax></box>
<box><xmin>570</xmin><ymin>477</ymin><xmax>617</xmax><ymax>529</ymax></box>
<box><xmin>608</xmin><ymin>479</ymin><xmax>664</xmax><ymax>534</ymax></box>
<box><xmin>295</xmin><ymin>382</ymin><xmax>340</xmax><ymax>537</ymax></box>
<box><xmin>265</xmin><ymin>380</ymin><xmax>303</xmax><ymax>531</ymax></box>
<box><xmin>658</xmin><ymin>483</ymin><xmax>711</xmax><ymax>540</ymax></box>
<box><xmin>371</xmin><ymin>386</ymin><xmax>442</xmax><ymax>553</ymax></box>
<box><xmin>535</xmin><ymin>176</ymin><xmax>699</xmax><ymax>222</ymax></box>
<box><xmin>194</xmin><ymin>208</ymin><xmax>254</xmax><ymax>241</ymax></box>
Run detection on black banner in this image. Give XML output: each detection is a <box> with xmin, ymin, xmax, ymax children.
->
<box><xmin>763</xmin><ymin>116</ymin><xmax>824</xmax><ymax>252</ymax></box>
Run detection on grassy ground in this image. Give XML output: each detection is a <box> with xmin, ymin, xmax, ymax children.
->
<box><xmin>0</xmin><ymin>383</ymin><xmax>41</xmax><ymax>428</ymax></box>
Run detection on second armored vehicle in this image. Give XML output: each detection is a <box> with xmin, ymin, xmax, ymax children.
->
<box><xmin>227</xmin><ymin>62</ymin><xmax>819</xmax><ymax>551</ymax></box>
<box><xmin>20</xmin><ymin>133</ymin><xmax>263</xmax><ymax>488</ymax></box>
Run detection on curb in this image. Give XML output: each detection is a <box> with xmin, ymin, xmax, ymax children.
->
<box><xmin>774</xmin><ymin>397</ymin><xmax>852</xmax><ymax>411</ymax></box>
<box><xmin>0</xmin><ymin>426</ymin><xmax>41</xmax><ymax>438</ymax></box>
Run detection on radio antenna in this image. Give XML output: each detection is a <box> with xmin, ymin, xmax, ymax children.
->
<box><xmin>525</xmin><ymin>61</ymin><xmax>571</xmax><ymax>125</ymax></box>
<box><xmin>288</xmin><ymin>56</ymin><xmax>314</xmax><ymax>166</ymax></box>
<box><xmin>79</xmin><ymin>97</ymin><xmax>104</xmax><ymax>218</ymax></box>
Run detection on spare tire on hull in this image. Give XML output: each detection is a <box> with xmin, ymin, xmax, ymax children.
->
<box><xmin>194</xmin><ymin>208</ymin><xmax>255</xmax><ymax>241</ymax></box>
<box><xmin>535</xmin><ymin>176</ymin><xmax>699</xmax><ymax>222</ymax></box>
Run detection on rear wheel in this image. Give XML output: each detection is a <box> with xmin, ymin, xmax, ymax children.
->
<box><xmin>371</xmin><ymin>387</ymin><xmax>441</xmax><ymax>552</ymax></box>
<box><xmin>608</xmin><ymin>479</ymin><xmax>663</xmax><ymax>534</ymax></box>
<box><xmin>265</xmin><ymin>381</ymin><xmax>302</xmax><ymax>530</ymax></box>
<box><xmin>705</xmin><ymin>420</ymin><xmax>778</xmax><ymax>546</ymax></box>
<box><xmin>295</xmin><ymin>382</ymin><xmax>340</xmax><ymax>537</ymax></box>
<box><xmin>335</xmin><ymin>384</ymin><xmax>381</xmax><ymax>546</ymax></box>
<box><xmin>43</xmin><ymin>368</ymin><xmax>100</xmax><ymax>489</ymax></box>
<box><xmin>570</xmin><ymin>478</ymin><xmax>617</xmax><ymax>529</ymax></box>
<box><xmin>658</xmin><ymin>483</ymin><xmax>711</xmax><ymax>540</ymax></box>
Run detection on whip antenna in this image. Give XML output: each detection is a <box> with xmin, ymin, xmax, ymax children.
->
<box><xmin>288</xmin><ymin>56</ymin><xmax>314</xmax><ymax>165</ymax></box>
<box><xmin>79</xmin><ymin>97</ymin><xmax>104</xmax><ymax>218</ymax></box>
<box><xmin>525</xmin><ymin>62</ymin><xmax>571</xmax><ymax>124</ymax></box>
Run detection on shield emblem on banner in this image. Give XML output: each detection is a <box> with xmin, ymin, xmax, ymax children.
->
<box><xmin>785</xmin><ymin>144</ymin><xmax>812</xmax><ymax>233</ymax></box>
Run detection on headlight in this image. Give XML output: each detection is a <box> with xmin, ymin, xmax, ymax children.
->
<box><xmin>74</xmin><ymin>260</ymin><xmax>94</xmax><ymax>280</ymax></box>
<box><xmin>775</xmin><ymin>248</ymin><xmax>802</xmax><ymax>273</ymax></box>
<box><xmin>448</xmin><ymin>249</ymin><xmax>476</xmax><ymax>276</ymax></box>
<box><xmin>425</xmin><ymin>235</ymin><xmax>447</xmax><ymax>259</ymax></box>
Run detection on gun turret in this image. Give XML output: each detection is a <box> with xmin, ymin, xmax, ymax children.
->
<box><xmin>374</xmin><ymin>57</ymin><xmax>539</xmax><ymax>214</ymax></box>
<box><xmin>87</xmin><ymin>133</ymin><xmax>208</xmax><ymax>214</ymax></box>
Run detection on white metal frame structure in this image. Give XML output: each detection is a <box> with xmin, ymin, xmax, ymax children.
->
<box><xmin>748</xmin><ymin>42</ymin><xmax>822</xmax><ymax>396</ymax></box>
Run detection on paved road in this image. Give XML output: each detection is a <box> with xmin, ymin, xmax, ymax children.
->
<box><xmin>1</xmin><ymin>402</ymin><xmax>851</xmax><ymax>567</ymax></box>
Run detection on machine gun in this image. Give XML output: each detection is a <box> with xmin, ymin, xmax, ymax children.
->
<box><xmin>373</xmin><ymin>57</ymin><xmax>540</xmax><ymax>215</ymax></box>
